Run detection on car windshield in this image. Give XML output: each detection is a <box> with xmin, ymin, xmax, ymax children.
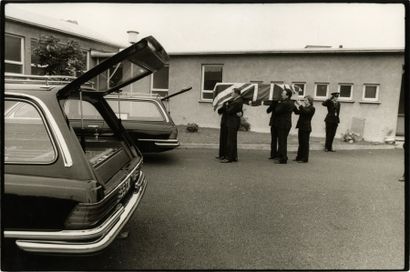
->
<box><xmin>107</xmin><ymin>99</ymin><xmax>166</xmax><ymax>122</ymax></box>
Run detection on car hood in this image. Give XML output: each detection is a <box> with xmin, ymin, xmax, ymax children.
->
<box><xmin>58</xmin><ymin>36</ymin><xmax>169</xmax><ymax>99</ymax></box>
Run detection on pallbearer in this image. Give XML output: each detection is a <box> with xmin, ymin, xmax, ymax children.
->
<box><xmin>294</xmin><ymin>95</ymin><xmax>315</xmax><ymax>163</ymax></box>
<box><xmin>221</xmin><ymin>88</ymin><xmax>243</xmax><ymax>163</ymax></box>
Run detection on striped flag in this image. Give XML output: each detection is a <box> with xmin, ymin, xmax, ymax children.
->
<box><xmin>212</xmin><ymin>82</ymin><xmax>302</xmax><ymax>111</ymax></box>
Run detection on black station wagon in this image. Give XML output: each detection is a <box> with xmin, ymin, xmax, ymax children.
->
<box><xmin>65</xmin><ymin>93</ymin><xmax>183</xmax><ymax>153</ymax></box>
<box><xmin>3</xmin><ymin>36</ymin><xmax>169</xmax><ymax>254</ymax></box>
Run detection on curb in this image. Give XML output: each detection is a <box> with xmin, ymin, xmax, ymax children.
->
<box><xmin>178</xmin><ymin>143</ymin><xmax>400</xmax><ymax>151</ymax></box>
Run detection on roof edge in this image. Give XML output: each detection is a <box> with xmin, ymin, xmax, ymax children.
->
<box><xmin>168</xmin><ymin>48</ymin><xmax>405</xmax><ymax>56</ymax></box>
<box><xmin>6</xmin><ymin>16</ymin><xmax>126</xmax><ymax>49</ymax></box>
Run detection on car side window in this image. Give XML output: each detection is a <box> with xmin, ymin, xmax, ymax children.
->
<box><xmin>107</xmin><ymin>100</ymin><xmax>166</xmax><ymax>122</ymax></box>
<box><xmin>5</xmin><ymin>100</ymin><xmax>57</xmax><ymax>163</ymax></box>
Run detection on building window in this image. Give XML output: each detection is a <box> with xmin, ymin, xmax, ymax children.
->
<box><xmin>151</xmin><ymin>66</ymin><xmax>169</xmax><ymax>97</ymax></box>
<box><xmin>314</xmin><ymin>83</ymin><xmax>329</xmax><ymax>98</ymax></box>
<box><xmin>76</xmin><ymin>50</ymin><xmax>89</xmax><ymax>76</ymax></box>
<box><xmin>201</xmin><ymin>65</ymin><xmax>223</xmax><ymax>101</ymax></box>
<box><xmin>338</xmin><ymin>84</ymin><xmax>353</xmax><ymax>100</ymax></box>
<box><xmin>362</xmin><ymin>84</ymin><xmax>379</xmax><ymax>101</ymax></box>
<box><xmin>5</xmin><ymin>34</ymin><xmax>24</xmax><ymax>74</ymax></box>
<box><xmin>292</xmin><ymin>82</ymin><xmax>306</xmax><ymax>97</ymax></box>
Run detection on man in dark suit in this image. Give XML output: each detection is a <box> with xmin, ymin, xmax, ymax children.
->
<box><xmin>322</xmin><ymin>91</ymin><xmax>341</xmax><ymax>152</ymax></box>
<box><xmin>221</xmin><ymin>88</ymin><xmax>243</xmax><ymax>163</ymax></box>
<box><xmin>266</xmin><ymin>101</ymin><xmax>279</xmax><ymax>159</ymax></box>
<box><xmin>216</xmin><ymin>102</ymin><xmax>228</xmax><ymax>160</ymax></box>
<box><xmin>294</xmin><ymin>95</ymin><xmax>315</xmax><ymax>163</ymax></box>
<box><xmin>274</xmin><ymin>88</ymin><xmax>295</xmax><ymax>164</ymax></box>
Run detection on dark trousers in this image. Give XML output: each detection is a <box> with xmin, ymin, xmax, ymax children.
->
<box><xmin>225</xmin><ymin>126</ymin><xmax>238</xmax><ymax>161</ymax></box>
<box><xmin>277</xmin><ymin>126</ymin><xmax>291</xmax><ymax>162</ymax></box>
<box><xmin>325</xmin><ymin>122</ymin><xmax>338</xmax><ymax>150</ymax></box>
<box><xmin>219</xmin><ymin>125</ymin><xmax>228</xmax><ymax>157</ymax></box>
<box><xmin>297</xmin><ymin>130</ymin><xmax>311</xmax><ymax>162</ymax></box>
<box><xmin>270</xmin><ymin>126</ymin><xmax>278</xmax><ymax>158</ymax></box>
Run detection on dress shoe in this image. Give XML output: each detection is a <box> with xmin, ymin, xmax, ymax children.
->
<box><xmin>215</xmin><ymin>156</ymin><xmax>225</xmax><ymax>160</ymax></box>
<box><xmin>324</xmin><ymin>149</ymin><xmax>329</xmax><ymax>152</ymax></box>
<box><xmin>268</xmin><ymin>156</ymin><xmax>278</xmax><ymax>160</ymax></box>
<box><xmin>274</xmin><ymin>160</ymin><xmax>287</xmax><ymax>164</ymax></box>
<box><xmin>293</xmin><ymin>158</ymin><xmax>301</xmax><ymax>161</ymax></box>
<box><xmin>220</xmin><ymin>159</ymin><xmax>233</xmax><ymax>163</ymax></box>
<box><xmin>297</xmin><ymin>160</ymin><xmax>308</xmax><ymax>163</ymax></box>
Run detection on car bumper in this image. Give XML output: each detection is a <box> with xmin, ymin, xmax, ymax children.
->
<box><xmin>5</xmin><ymin>172</ymin><xmax>147</xmax><ymax>254</ymax></box>
<box><xmin>138</xmin><ymin>138</ymin><xmax>180</xmax><ymax>148</ymax></box>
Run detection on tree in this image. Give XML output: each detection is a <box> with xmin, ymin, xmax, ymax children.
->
<box><xmin>32</xmin><ymin>35</ymin><xmax>86</xmax><ymax>76</ymax></box>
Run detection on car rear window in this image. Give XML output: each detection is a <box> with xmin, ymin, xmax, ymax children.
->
<box><xmin>107</xmin><ymin>99</ymin><xmax>166</xmax><ymax>122</ymax></box>
<box><xmin>5</xmin><ymin>100</ymin><xmax>57</xmax><ymax>163</ymax></box>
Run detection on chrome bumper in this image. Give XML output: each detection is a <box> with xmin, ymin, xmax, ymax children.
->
<box><xmin>138</xmin><ymin>138</ymin><xmax>180</xmax><ymax>148</ymax></box>
<box><xmin>6</xmin><ymin>172</ymin><xmax>147</xmax><ymax>254</ymax></box>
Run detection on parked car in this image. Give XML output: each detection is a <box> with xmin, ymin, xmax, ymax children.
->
<box><xmin>4</xmin><ymin>36</ymin><xmax>169</xmax><ymax>254</ymax></box>
<box><xmin>65</xmin><ymin>93</ymin><xmax>180</xmax><ymax>153</ymax></box>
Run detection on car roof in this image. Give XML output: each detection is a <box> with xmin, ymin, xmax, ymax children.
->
<box><xmin>5</xmin><ymin>83</ymin><xmax>58</xmax><ymax>93</ymax></box>
<box><xmin>5</xmin><ymin>83</ymin><xmax>95</xmax><ymax>96</ymax></box>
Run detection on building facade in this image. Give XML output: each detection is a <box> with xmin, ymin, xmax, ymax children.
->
<box><xmin>130</xmin><ymin>50</ymin><xmax>404</xmax><ymax>143</ymax></box>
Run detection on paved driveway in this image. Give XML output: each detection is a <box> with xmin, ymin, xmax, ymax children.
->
<box><xmin>3</xmin><ymin>148</ymin><xmax>405</xmax><ymax>270</ymax></box>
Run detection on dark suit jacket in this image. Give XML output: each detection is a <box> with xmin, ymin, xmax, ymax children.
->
<box><xmin>275</xmin><ymin>98</ymin><xmax>295</xmax><ymax>130</ymax></box>
<box><xmin>266</xmin><ymin>101</ymin><xmax>278</xmax><ymax>127</ymax></box>
<box><xmin>294</xmin><ymin>105</ymin><xmax>315</xmax><ymax>131</ymax></box>
<box><xmin>218</xmin><ymin>103</ymin><xmax>228</xmax><ymax>126</ymax></box>
<box><xmin>322</xmin><ymin>99</ymin><xmax>340</xmax><ymax>123</ymax></box>
<box><xmin>226</xmin><ymin>97</ymin><xmax>243</xmax><ymax>128</ymax></box>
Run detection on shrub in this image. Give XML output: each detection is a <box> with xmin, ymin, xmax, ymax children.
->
<box><xmin>186</xmin><ymin>123</ymin><xmax>199</xmax><ymax>133</ymax></box>
<box><xmin>239</xmin><ymin>117</ymin><xmax>251</xmax><ymax>131</ymax></box>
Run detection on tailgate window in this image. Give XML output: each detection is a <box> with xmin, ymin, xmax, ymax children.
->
<box><xmin>5</xmin><ymin>100</ymin><xmax>57</xmax><ymax>163</ymax></box>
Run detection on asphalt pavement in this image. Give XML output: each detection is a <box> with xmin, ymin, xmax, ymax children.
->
<box><xmin>4</xmin><ymin>148</ymin><xmax>405</xmax><ymax>270</ymax></box>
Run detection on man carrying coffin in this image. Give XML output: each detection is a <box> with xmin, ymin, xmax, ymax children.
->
<box><xmin>221</xmin><ymin>88</ymin><xmax>244</xmax><ymax>163</ymax></box>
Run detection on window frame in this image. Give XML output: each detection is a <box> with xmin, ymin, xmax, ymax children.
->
<box><xmin>338</xmin><ymin>83</ymin><xmax>354</xmax><ymax>100</ymax></box>
<box><xmin>292</xmin><ymin>82</ymin><xmax>306</xmax><ymax>97</ymax></box>
<box><xmin>362</xmin><ymin>84</ymin><xmax>380</xmax><ymax>102</ymax></box>
<box><xmin>5</xmin><ymin>33</ymin><xmax>24</xmax><ymax>74</ymax></box>
<box><xmin>5</xmin><ymin>98</ymin><xmax>58</xmax><ymax>165</ymax></box>
<box><xmin>201</xmin><ymin>64</ymin><xmax>223</xmax><ymax>102</ymax></box>
<box><xmin>314</xmin><ymin>82</ymin><xmax>329</xmax><ymax>99</ymax></box>
<box><xmin>150</xmin><ymin>65</ymin><xmax>169</xmax><ymax>97</ymax></box>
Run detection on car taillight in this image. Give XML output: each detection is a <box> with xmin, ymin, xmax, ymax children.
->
<box><xmin>169</xmin><ymin>127</ymin><xmax>178</xmax><ymax>139</ymax></box>
<box><xmin>64</xmin><ymin>200</ymin><xmax>120</xmax><ymax>230</ymax></box>
<box><xmin>64</xmin><ymin>171</ymin><xmax>141</xmax><ymax>230</ymax></box>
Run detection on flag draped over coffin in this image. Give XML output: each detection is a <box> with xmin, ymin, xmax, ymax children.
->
<box><xmin>212</xmin><ymin>82</ymin><xmax>302</xmax><ymax>111</ymax></box>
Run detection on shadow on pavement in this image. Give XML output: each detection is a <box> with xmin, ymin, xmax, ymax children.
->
<box><xmin>142</xmin><ymin>150</ymin><xmax>180</xmax><ymax>165</ymax></box>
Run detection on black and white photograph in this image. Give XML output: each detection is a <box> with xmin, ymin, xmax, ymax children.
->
<box><xmin>2</xmin><ymin>1</ymin><xmax>407</xmax><ymax>270</ymax></box>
